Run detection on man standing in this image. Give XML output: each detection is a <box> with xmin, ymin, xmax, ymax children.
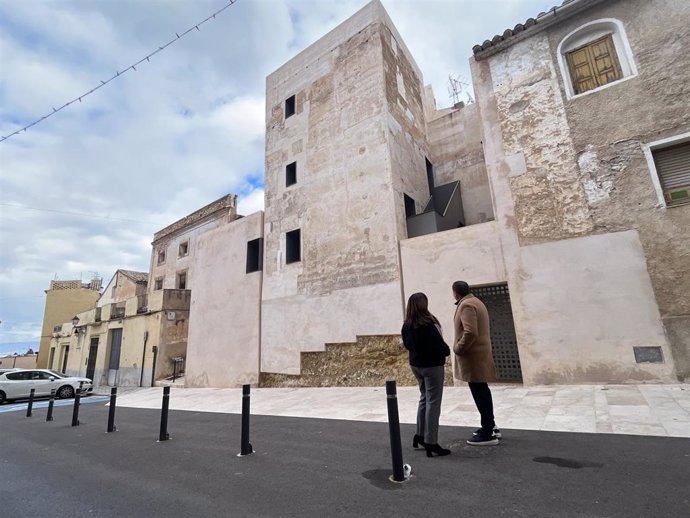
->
<box><xmin>452</xmin><ymin>281</ymin><xmax>500</xmax><ymax>446</ymax></box>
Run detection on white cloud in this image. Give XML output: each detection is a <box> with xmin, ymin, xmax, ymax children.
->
<box><xmin>238</xmin><ymin>188</ymin><xmax>265</xmax><ymax>216</ymax></box>
<box><xmin>0</xmin><ymin>0</ymin><xmax>553</xmax><ymax>345</ymax></box>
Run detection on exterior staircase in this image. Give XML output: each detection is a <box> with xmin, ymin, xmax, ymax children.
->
<box><xmin>260</xmin><ymin>335</ymin><xmax>454</xmax><ymax>388</ymax></box>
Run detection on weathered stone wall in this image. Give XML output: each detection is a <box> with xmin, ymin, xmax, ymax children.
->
<box><xmin>261</xmin><ymin>5</ymin><xmax>410</xmax><ymax>374</ymax></box>
<box><xmin>260</xmin><ymin>335</ymin><xmax>453</xmax><ymax>388</ymax></box>
<box><xmin>380</xmin><ymin>24</ymin><xmax>431</xmax><ymax>236</ymax></box>
<box><xmin>471</xmin><ymin>0</ymin><xmax>687</xmax><ymax>382</ymax></box>
<box><xmin>488</xmin><ymin>33</ymin><xmax>593</xmax><ymax>244</ymax></box>
<box><xmin>427</xmin><ymin>103</ymin><xmax>494</xmax><ymax>225</ymax></box>
<box><xmin>546</xmin><ymin>0</ymin><xmax>690</xmax><ymax>379</ymax></box>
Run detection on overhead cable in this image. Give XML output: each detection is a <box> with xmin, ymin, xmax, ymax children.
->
<box><xmin>0</xmin><ymin>0</ymin><xmax>238</xmax><ymax>143</ymax></box>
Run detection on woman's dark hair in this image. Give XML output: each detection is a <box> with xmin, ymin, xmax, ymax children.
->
<box><xmin>404</xmin><ymin>292</ymin><xmax>439</xmax><ymax>328</ymax></box>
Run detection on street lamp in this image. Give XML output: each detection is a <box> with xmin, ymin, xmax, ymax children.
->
<box><xmin>72</xmin><ymin>316</ymin><xmax>84</xmax><ymax>335</ymax></box>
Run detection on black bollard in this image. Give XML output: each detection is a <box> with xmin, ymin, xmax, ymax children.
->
<box><xmin>386</xmin><ymin>380</ymin><xmax>406</xmax><ymax>483</ymax></box>
<box><xmin>158</xmin><ymin>386</ymin><xmax>170</xmax><ymax>442</ymax></box>
<box><xmin>46</xmin><ymin>389</ymin><xmax>56</xmax><ymax>422</ymax></box>
<box><xmin>107</xmin><ymin>387</ymin><xmax>117</xmax><ymax>433</ymax></box>
<box><xmin>26</xmin><ymin>388</ymin><xmax>35</xmax><ymax>418</ymax></box>
<box><xmin>239</xmin><ymin>384</ymin><xmax>254</xmax><ymax>456</ymax></box>
<box><xmin>71</xmin><ymin>382</ymin><xmax>83</xmax><ymax>427</ymax></box>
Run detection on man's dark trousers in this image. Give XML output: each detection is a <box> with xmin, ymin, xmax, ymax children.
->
<box><xmin>468</xmin><ymin>382</ymin><xmax>495</xmax><ymax>434</ymax></box>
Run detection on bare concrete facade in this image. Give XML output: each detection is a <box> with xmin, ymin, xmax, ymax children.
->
<box><xmin>185</xmin><ymin>212</ymin><xmax>264</xmax><ymax>388</ymax></box>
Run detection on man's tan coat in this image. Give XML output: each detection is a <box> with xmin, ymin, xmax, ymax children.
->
<box><xmin>453</xmin><ymin>294</ymin><xmax>497</xmax><ymax>383</ymax></box>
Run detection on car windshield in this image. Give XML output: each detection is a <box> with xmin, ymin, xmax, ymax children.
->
<box><xmin>48</xmin><ymin>370</ymin><xmax>66</xmax><ymax>378</ymax></box>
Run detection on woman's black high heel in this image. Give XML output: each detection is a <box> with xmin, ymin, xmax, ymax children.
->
<box><xmin>413</xmin><ymin>434</ymin><xmax>426</xmax><ymax>449</ymax></box>
<box><xmin>425</xmin><ymin>443</ymin><xmax>451</xmax><ymax>457</ymax></box>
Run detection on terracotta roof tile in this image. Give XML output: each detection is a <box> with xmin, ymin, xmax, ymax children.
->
<box><xmin>472</xmin><ymin>0</ymin><xmax>602</xmax><ymax>59</ymax></box>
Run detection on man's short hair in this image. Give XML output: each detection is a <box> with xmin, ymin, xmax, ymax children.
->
<box><xmin>452</xmin><ymin>281</ymin><xmax>470</xmax><ymax>297</ymax></box>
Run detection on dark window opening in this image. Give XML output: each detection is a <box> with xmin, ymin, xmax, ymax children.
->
<box><xmin>154</xmin><ymin>278</ymin><xmax>163</xmax><ymax>290</ymax></box>
<box><xmin>246</xmin><ymin>238</ymin><xmax>264</xmax><ymax>273</ymax></box>
<box><xmin>286</xmin><ymin>229</ymin><xmax>301</xmax><ymax>264</ymax></box>
<box><xmin>285</xmin><ymin>95</ymin><xmax>296</xmax><ymax>118</ymax></box>
<box><xmin>404</xmin><ymin>194</ymin><xmax>416</xmax><ymax>218</ymax></box>
<box><xmin>177</xmin><ymin>272</ymin><xmax>187</xmax><ymax>290</ymax></box>
<box><xmin>425</xmin><ymin>158</ymin><xmax>435</xmax><ymax>193</ymax></box>
<box><xmin>286</xmin><ymin>161</ymin><xmax>297</xmax><ymax>187</ymax></box>
<box><xmin>178</xmin><ymin>241</ymin><xmax>189</xmax><ymax>257</ymax></box>
<box><xmin>157</xmin><ymin>249</ymin><xmax>166</xmax><ymax>265</ymax></box>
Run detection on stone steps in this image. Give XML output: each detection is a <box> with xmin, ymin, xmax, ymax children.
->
<box><xmin>260</xmin><ymin>335</ymin><xmax>453</xmax><ymax>388</ymax></box>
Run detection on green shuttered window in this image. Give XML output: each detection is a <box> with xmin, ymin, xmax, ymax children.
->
<box><xmin>653</xmin><ymin>142</ymin><xmax>690</xmax><ymax>206</ymax></box>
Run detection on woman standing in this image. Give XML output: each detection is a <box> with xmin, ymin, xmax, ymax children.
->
<box><xmin>401</xmin><ymin>292</ymin><xmax>451</xmax><ymax>457</ymax></box>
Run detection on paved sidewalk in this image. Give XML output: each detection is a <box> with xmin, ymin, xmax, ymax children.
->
<box><xmin>114</xmin><ymin>383</ymin><xmax>690</xmax><ymax>438</ymax></box>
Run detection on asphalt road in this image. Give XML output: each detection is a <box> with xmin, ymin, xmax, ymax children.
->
<box><xmin>1</xmin><ymin>402</ymin><xmax>688</xmax><ymax>518</ymax></box>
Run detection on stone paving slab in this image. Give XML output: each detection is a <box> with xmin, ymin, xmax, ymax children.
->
<box><xmin>112</xmin><ymin>383</ymin><xmax>690</xmax><ymax>438</ymax></box>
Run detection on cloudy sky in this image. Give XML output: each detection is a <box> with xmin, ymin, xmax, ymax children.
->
<box><xmin>0</xmin><ymin>0</ymin><xmax>549</xmax><ymax>353</ymax></box>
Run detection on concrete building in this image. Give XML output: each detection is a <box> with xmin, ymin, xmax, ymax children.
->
<box><xmin>184</xmin><ymin>211</ymin><xmax>264</xmax><ymax>388</ymax></box>
<box><xmin>0</xmin><ymin>351</ymin><xmax>38</xmax><ymax>370</ymax></box>
<box><xmin>37</xmin><ymin>278</ymin><xmax>102</xmax><ymax>369</ymax></box>
<box><xmin>42</xmin><ymin>0</ymin><xmax>690</xmax><ymax>388</ymax></box>
<box><xmin>255</xmin><ymin>0</ymin><xmax>688</xmax><ymax>386</ymax></box>
<box><xmin>51</xmin><ymin>269</ymin><xmax>190</xmax><ymax>388</ymax></box>
<box><xmin>149</xmin><ymin>194</ymin><xmax>239</xmax><ymax>294</ymax></box>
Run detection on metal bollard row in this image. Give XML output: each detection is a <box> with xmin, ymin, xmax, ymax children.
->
<box><xmin>20</xmin><ymin>380</ymin><xmax>409</xmax><ymax>485</ymax></box>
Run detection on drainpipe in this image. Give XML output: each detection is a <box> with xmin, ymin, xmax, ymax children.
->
<box><xmin>139</xmin><ymin>330</ymin><xmax>149</xmax><ymax>387</ymax></box>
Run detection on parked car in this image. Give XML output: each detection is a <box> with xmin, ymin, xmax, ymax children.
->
<box><xmin>0</xmin><ymin>369</ymin><xmax>93</xmax><ymax>404</ymax></box>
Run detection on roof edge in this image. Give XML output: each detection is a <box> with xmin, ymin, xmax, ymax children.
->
<box><xmin>472</xmin><ymin>0</ymin><xmax>607</xmax><ymax>60</ymax></box>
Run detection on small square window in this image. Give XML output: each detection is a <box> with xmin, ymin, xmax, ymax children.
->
<box><xmin>246</xmin><ymin>238</ymin><xmax>263</xmax><ymax>273</ymax></box>
<box><xmin>286</xmin><ymin>162</ymin><xmax>297</xmax><ymax>187</ymax></box>
<box><xmin>178</xmin><ymin>241</ymin><xmax>189</xmax><ymax>257</ymax></box>
<box><xmin>285</xmin><ymin>95</ymin><xmax>296</xmax><ymax>118</ymax></box>
<box><xmin>176</xmin><ymin>272</ymin><xmax>187</xmax><ymax>290</ymax></box>
<box><xmin>157</xmin><ymin>249</ymin><xmax>166</xmax><ymax>265</ymax></box>
<box><xmin>154</xmin><ymin>278</ymin><xmax>163</xmax><ymax>291</ymax></box>
<box><xmin>286</xmin><ymin>229</ymin><xmax>301</xmax><ymax>264</ymax></box>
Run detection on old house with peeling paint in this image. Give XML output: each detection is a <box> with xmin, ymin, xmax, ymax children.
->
<box><xmin>466</xmin><ymin>0</ymin><xmax>689</xmax><ymax>383</ymax></box>
<box><xmin>51</xmin><ymin>269</ymin><xmax>191</xmax><ymax>388</ymax></box>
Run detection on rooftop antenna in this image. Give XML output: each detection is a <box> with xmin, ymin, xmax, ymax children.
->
<box><xmin>448</xmin><ymin>74</ymin><xmax>474</xmax><ymax>106</ymax></box>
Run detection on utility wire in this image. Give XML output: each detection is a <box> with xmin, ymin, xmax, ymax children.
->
<box><xmin>0</xmin><ymin>0</ymin><xmax>238</xmax><ymax>143</ymax></box>
<box><xmin>0</xmin><ymin>202</ymin><xmax>161</xmax><ymax>225</ymax></box>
